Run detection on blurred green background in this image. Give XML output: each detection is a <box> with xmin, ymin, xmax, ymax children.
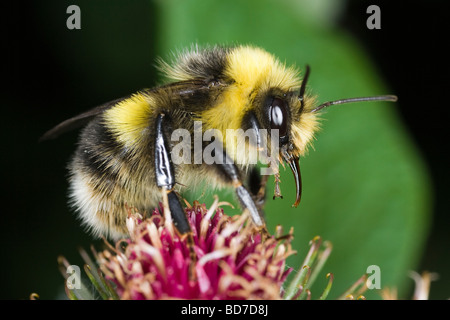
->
<box><xmin>3</xmin><ymin>0</ymin><xmax>448</xmax><ymax>300</ymax></box>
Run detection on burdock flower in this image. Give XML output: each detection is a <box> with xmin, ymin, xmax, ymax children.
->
<box><xmin>50</xmin><ymin>195</ymin><xmax>444</xmax><ymax>301</ymax></box>
<box><xmin>96</xmin><ymin>196</ymin><xmax>295</xmax><ymax>300</ymax></box>
<box><xmin>56</xmin><ymin>196</ymin><xmax>379</xmax><ymax>300</ymax></box>
<box><xmin>380</xmin><ymin>271</ymin><xmax>439</xmax><ymax>300</ymax></box>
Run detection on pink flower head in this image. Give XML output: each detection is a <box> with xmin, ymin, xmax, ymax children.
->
<box><xmin>98</xmin><ymin>199</ymin><xmax>295</xmax><ymax>300</ymax></box>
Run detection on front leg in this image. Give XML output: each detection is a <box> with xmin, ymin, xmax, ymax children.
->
<box><xmin>211</xmin><ymin>144</ymin><xmax>266</xmax><ymax>229</ymax></box>
<box><xmin>248</xmin><ymin>166</ymin><xmax>268</xmax><ymax>212</ymax></box>
<box><xmin>243</xmin><ymin>110</ymin><xmax>282</xmax><ymax>202</ymax></box>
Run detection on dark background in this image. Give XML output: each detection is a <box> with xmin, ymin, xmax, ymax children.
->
<box><xmin>2</xmin><ymin>0</ymin><xmax>449</xmax><ymax>299</ymax></box>
<box><xmin>340</xmin><ymin>1</ymin><xmax>449</xmax><ymax>299</ymax></box>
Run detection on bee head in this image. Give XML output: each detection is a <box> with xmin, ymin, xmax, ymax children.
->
<box><xmin>260</xmin><ymin>64</ymin><xmax>397</xmax><ymax>207</ymax></box>
<box><xmin>261</xmin><ymin>65</ymin><xmax>319</xmax><ymax>207</ymax></box>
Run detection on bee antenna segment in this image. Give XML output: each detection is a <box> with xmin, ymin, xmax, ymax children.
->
<box><xmin>311</xmin><ymin>95</ymin><xmax>398</xmax><ymax>113</ymax></box>
<box><xmin>298</xmin><ymin>65</ymin><xmax>311</xmax><ymax>112</ymax></box>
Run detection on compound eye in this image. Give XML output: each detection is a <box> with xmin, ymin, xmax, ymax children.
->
<box><xmin>269</xmin><ymin>97</ymin><xmax>288</xmax><ymax>138</ymax></box>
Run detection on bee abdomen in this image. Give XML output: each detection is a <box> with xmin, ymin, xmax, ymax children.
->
<box><xmin>68</xmin><ymin>117</ymin><xmax>159</xmax><ymax>240</ymax></box>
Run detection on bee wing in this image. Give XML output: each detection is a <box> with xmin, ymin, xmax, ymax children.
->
<box><xmin>39</xmin><ymin>96</ymin><xmax>131</xmax><ymax>141</ymax></box>
<box><xmin>40</xmin><ymin>80</ymin><xmax>216</xmax><ymax>141</ymax></box>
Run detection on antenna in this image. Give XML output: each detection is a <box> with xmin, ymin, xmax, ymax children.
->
<box><xmin>311</xmin><ymin>95</ymin><xmax>398</xmax><ymax>113</ymax></box>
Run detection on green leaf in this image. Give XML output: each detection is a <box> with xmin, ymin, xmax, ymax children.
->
<box><xmin>155</xmin><ymin>0</ymin><xmax>431</xmax><ymax>299</ymax></box>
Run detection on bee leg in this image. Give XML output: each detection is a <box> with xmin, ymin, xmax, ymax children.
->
<box><xmin>155</xmin><ymin>113</ymin><xmax>197</xmax><ymax>278</ymax></box>
<box><xmin>154</xmin><ymin>114</ymin><xmax>192</xmax><ymax>235</ymax></box>
<box><xmin>248</xmin><ymin>166</ymin><xmax>268</xmax><ymax>212</ymax></box>
<box><xmin>212</xmin><ymin>145</ymin><xmax>267</xmax><ymax>231</ymax></box>
<box><xmin>273</xmin><ymin>172</ymin><xmax>283</xmax><ymax>200</ymax></box>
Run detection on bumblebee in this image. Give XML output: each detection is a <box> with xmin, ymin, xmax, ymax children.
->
<box><xmin>42</xmin><ymin>45</ymin><xmax>397</xmax><ymax>240</ymax></box>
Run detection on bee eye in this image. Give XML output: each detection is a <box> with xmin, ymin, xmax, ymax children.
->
<box><xmin>269</xmin><ymin>97</ymin><xmax>288</xmax><ymax>137</ymax></box>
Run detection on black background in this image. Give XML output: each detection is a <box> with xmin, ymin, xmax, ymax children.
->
<box><xmin>2</xmin><ymin>0</ymin><xmax>449</xmax><ymax>300</ymax></box>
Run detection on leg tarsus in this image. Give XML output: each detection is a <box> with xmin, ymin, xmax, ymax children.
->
<box><xmin>273</xmin><ymin>172</ymin><xmax>283</xmax><ymax>200</ymax></box>
<box><xmin>167</xmin><ymin>191</ymin><xmax>191</xmax><ymax>234</ymax></box>
<box><xmin>235</xmin><ymin>184</ymin><xmax>265</xmax><ymax>227</ymax></box>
